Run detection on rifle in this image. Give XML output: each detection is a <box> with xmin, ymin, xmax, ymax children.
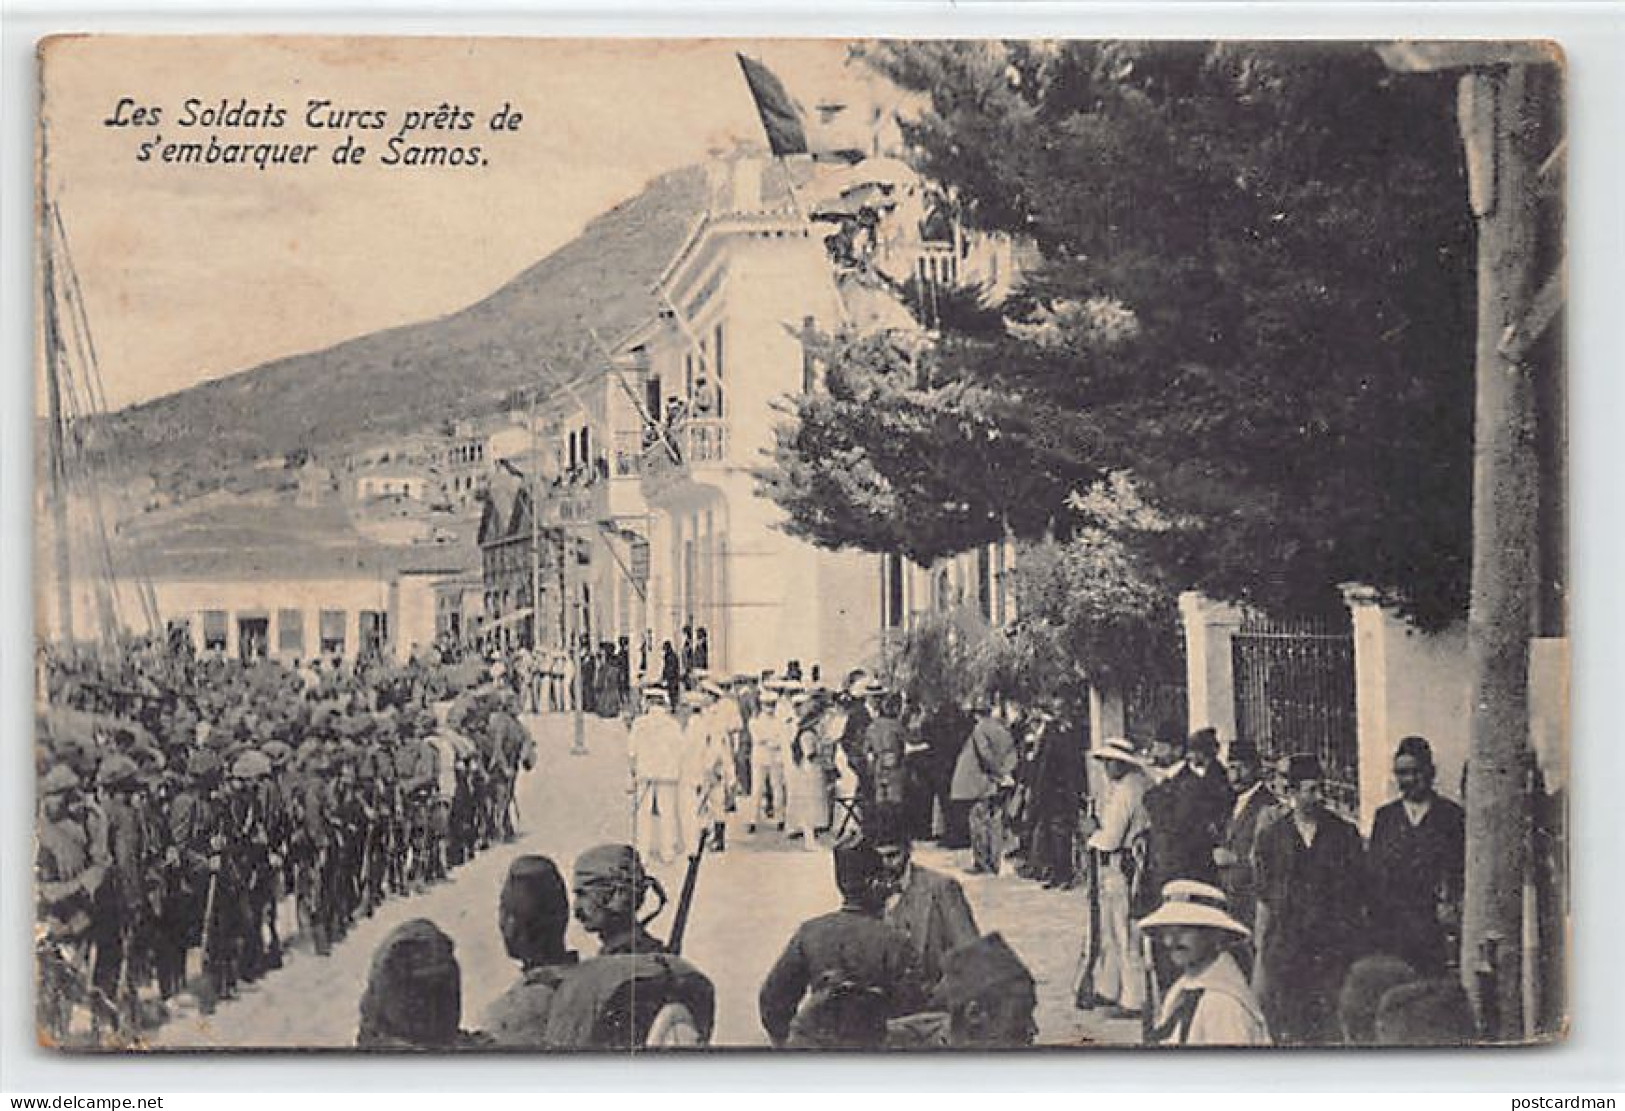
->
<box><xmin>666</xmin><ymin>780</ymin><xmax>719</xmax><ymax>955</ymax></box>
<box><xmin>1072</xmin><ymin>798</ymin><xmax>1102</xmax><ymax>1010</ymax></box>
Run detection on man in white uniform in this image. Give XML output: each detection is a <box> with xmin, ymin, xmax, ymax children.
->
<box><xmin>629</xmin><ymin>686</ymin><xmax>683</xmax><ymax>864</ymax></box>
<box><xmin>748</xmin><ymin>684</ymin><xmax>792</xmax><ymax>833</ymax></box>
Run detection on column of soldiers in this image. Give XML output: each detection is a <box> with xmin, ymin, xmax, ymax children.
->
<box><xmin>34</xmin><ymin>642</ymin><xmax>534</xmax><ymax>1047</ymax></box>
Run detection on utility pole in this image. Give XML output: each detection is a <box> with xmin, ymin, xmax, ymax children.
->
<box><xmin>1378</xmin><ymin>43</ymin><xmax>1559</xmax><ymax>1042</ymax></box>
<box><xmin>567</xmin><ymin>525</ymin><xmax>587</xmax><ymax>756</ymax></box>
<box><xmin>529</xmin><ymin>389</ymin><xmax>541</xmax><ymax>654</ymax></box>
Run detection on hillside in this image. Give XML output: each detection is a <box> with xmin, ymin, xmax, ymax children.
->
<box><xmin>91</xmin><ymin>164</ymin><xmax>710</xmax><ymax>493</ymax></box>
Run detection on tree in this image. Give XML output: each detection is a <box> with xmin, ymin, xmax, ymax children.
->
<box><xmin>762</xmin><ymin>42</ymin><xmax>1478</xmax><ymax>628</ymax></box>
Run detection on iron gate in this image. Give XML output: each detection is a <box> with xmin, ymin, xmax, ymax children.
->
<box><xmin>1231</xmin><ymin>613</ymin><xmax>1358</xmax><ymax>814</ymax></box>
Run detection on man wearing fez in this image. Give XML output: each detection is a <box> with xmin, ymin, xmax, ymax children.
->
<box><xmin>870</xmin><ymin>809</ymin><xmax>980</xmax><ymax>994</ymax></box>
<box><xmin>1212</xmin><ymin>738</ymin><xmax>1279</xmax><ymax>932</ymax></box>
<box><xmin>544</xmin><ymin>843</ymin><xmax>715</xmax><ymax>1048</ymax></box>
<box><xmin>1144</xmin><ymin>728</ymin><xmax>1234</xmax><ymax>889</ymax></box>
<box><xmin>1365</xmin><ymin>735</ymin><xmax>1465</xmax><ymax>976</ymax></box>
<box><xmin>1251</xmin><ymin>753</ymin><xmax>1366</xmax><ymax>1045</ymax></box>
<box><xmin>481</xmin><ymin>855</ymin><xmax>578</xmax><ymax>1048</ymax></box>
<box><xmin>758</xmin><ymin>835</ymin><xmax>928</xmax><ymax>1049</ymax></box>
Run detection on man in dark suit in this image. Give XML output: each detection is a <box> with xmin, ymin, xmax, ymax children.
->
<box><xmin>1252</xmin><ymin>753</ymin><xmax>1366</xmax><ymax>1046</ymax></box>
<box><xmin>870</xmin><ymin>812</ymin><xmax>981</xmax><ymax>992</ymax></box>
<box><xmin>1365</xmin><ymin>735</ymin><xmax>1465</xmax><ymax>976</ymax></box>
<box><xmin>1213</xmin><ymin>738</ymin><xmax>1279</xmax><ymax>932</ymax></box>
<box><xmin>1144</xmin><ymin>728</ymin><xmax>1234</xmax><ymax>890</ymax></box>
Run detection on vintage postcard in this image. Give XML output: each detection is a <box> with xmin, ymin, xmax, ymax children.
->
<box><xmin>32</xmin><ymin>36</ymin><xmax>1566</xmax><ymax>1052</ymax></box>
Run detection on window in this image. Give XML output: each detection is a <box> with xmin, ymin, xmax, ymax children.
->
<box><xmin>713</xmin><ymin>323</ymin><xmax>725</xmax><ymax>381</ymax></box>
<box><xmin>885</xmin><ymin>553</ymin><xmax>905</xmax><ymax>629</ymax></box>
<box><xmin>202</xmin><ymin>609</ymin><xmax>228</xmax><ymax>652</ymax></box>
<box><xmin>977</xmin><ymin>545</ymin><xmax>993</xmax><ymax>622</ymax></box>
<box><xmin>319</xmin><ymin>609</ymin><xmax>346</xmax><ymax>655</ymax></box>
<box><xmin>645</xmin><ymin>374</ymin><xmax>662</xmax><ymax>420</ymax></box>
<box><xmin>277</xmin><ymin>608</ymin><xmax>305</xmax><ymax>656</ymax></box>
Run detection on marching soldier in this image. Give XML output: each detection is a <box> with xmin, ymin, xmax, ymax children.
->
<box><xmin>37</xmin><ymin>765</ymin><xmax>105</xmax><ymax>1041</ymax></box>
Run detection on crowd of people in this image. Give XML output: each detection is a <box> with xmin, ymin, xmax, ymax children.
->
<box><xmin>1076</xmin><ymin>728</ymin><xmax>1472</xmax><ymax>1047</ymax></box>
<box><xmin>34</xmin><ymin>638</ymin><xmax>533</xmax><ymax>1046</ymax></box>
<box><xmin>36</xmin><ymin>625</ymin><xmax>1482</xmax><ymax>1051</ymax></box>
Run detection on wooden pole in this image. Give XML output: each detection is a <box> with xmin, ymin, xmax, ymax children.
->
<box><xmin>1458</xmin><ymin>63</ymin><xmax>1541</xmax><ymax>1042</ymax></box>
<box><xmin>39</xmin><ymin>96</ymin><xmax>74</xmax><ymax>645</ymax></box>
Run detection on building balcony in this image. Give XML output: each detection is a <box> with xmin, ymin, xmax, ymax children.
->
<box><xmin>640</xmin><ymin>417</ymin><xmax>730</xmax><ymax>503</ymax></box>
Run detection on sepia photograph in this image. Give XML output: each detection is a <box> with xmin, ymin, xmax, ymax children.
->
<box><xmin>31</xmin><ymin>35</ymin><xmax>1567</xmax><ymax>1054</ymax></box>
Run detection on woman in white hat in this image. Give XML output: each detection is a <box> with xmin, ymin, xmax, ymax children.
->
<box><xmin>1139</xmin><ymin>880</ymin><xmax>1270</xmax><ymax>1046</ymax></box>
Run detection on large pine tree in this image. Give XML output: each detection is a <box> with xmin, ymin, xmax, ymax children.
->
<box><xmin>759</xmin><ymin>42</ymin><xmax>1477</xmax><ymax>628</ymax></box>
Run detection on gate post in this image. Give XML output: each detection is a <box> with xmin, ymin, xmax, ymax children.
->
<box><xmin>1177</xmin><ymin>592</ymin><xmax>1244</xmax><ymax>743</ymax></box>
<box><xmin>1342</xmin><ymin>583</ymin><xmax>1473</xmax><ymax>834</ymax></box>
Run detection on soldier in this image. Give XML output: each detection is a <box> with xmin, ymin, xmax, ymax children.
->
<box><xmin>885</xmin><ymin>933</ymin><xmax>1040</xmax><ymax>1049</ymax></box>
<box><xmin>544</xmin><ymin>844</ymin><xmax>716</xmax><ymax>1049</ymax></box>
<box><xmin>90</xmin><ymin>754</ymin><xmax>149</xmax><ymax>1013</ymax></box>
<box><xmin>37</xmin><ymin>765</ymin><xmax>105</xmax><ymax>1040</ymax></box>
<box><xmin>356</xmin><ymin>918</ymin><xmax>485</xmax><ymax>1049</ymax></box>
<box><xmin>758</xmin><ymin>836</ymin><xmax>928</xmax><ymax>1048</ymax></box>
<box><xmin>481</xmin><ymin>856</ymin><xmax>578</xmax><ymax>1048</ymax></box>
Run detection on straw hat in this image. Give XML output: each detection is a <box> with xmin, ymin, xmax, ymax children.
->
<box><xmin>1089</xmin><ymin>737</ymin><xmax>1148</xmax><ymax>767</ymax></box>
<box><xmin>1137</xmin><ymin>880</ymin><xmax>1251</xmax><ymax>939</ymax></box>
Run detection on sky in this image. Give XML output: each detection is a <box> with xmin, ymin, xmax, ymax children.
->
<box><xmin>38</xmin><ymin>36</ymin><xmax>883</xmax><ymax>411</ymax></box>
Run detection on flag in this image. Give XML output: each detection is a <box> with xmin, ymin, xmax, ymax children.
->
<box><xmin>736</xmin><ymin>53</ymin><xmax>868</xmax><ymax>163</ymax></box>
<box><xmin>736</xmin><ymin>53</ymin><xmax>808</xmax><ymax>157</ymax></box>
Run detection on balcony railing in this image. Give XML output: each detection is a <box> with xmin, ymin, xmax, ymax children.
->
<box><xmin>643</xmin><ymin>417</ymin><xmax>728</xmax><ymax>471</ymax></box>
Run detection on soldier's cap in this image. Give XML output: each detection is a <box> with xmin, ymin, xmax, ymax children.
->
<box><xmin>1137</xmin><ymin>880</ymin><xmax>1250</xmax><ymax>939</ymax></box>
<box><xmin>1283</xmin><ymin>752</ymin><xmax>1322</xmax><ymax>784</ymax></box>
<box><xmin>573</xmin><ymin>843</ymin><xmax>645</xmax><ymax>889</ymax></box>
<box><xmin>642</xmin><ymin>686</ymin><xmax>670</xmax><ymax>706</ymax></box>
<box><xmin>934</xmin><ymin>933</ymin><xmax>1035</xmax><ymax>1009</ymax></box>
<box><xmin>41</xmin><ymin>764</ymin><xmax>80</xmax><ymax>795</ymax></box>
<box><xmin>95</xmin><ymin>753</ymin><xmax>141</xmax><ymax>789</ymax></box>
<box><xmin>700</xmin><ymin>680</ymin><xmax>726</xmax><ymax>698</ymax></box>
